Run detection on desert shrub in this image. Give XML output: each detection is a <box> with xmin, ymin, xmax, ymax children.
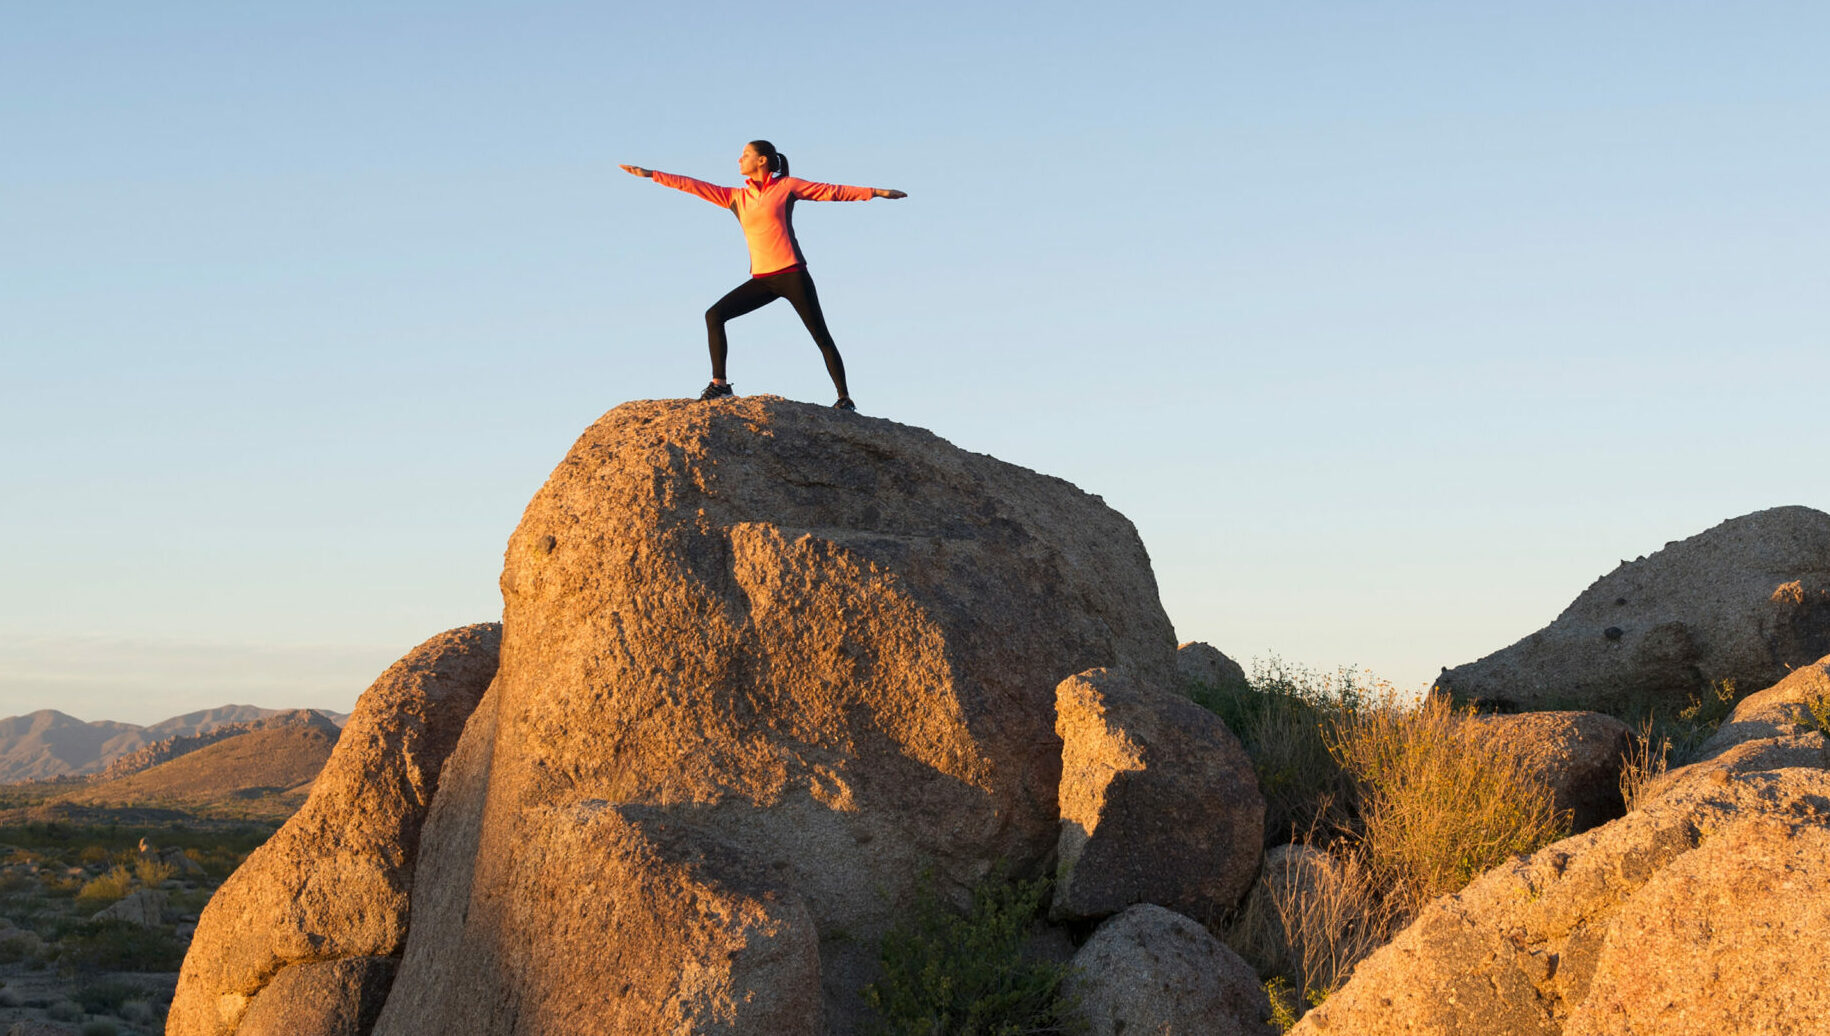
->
<box><xmin>47</xmin><ymin>999</ymin><xmax>85</xmax><ymax>1021</ymax></box>
<box><xmin>74</xmin><ymin>866</ymin><xmax>134</xmax><ymax>909</ymax></box>
<box><xmin>1226</xmin><ymin>843</ymin><xmax>1398</xmax><ymax>1022</ymax></box>
<box><xmin>1618</xmin><ymin>716</ymin><xmax>1672</xmax><ymax>814</ymax></box>
<box><xmin>58</xmin><ymin>920</ymin><xmax>185</xmax><ymax>973</ymax></box>
<box><xmin>0</xmin><ymin>932</ymin><xmax>35</xmax><ymax>964</ymax></box>
<box><xmin>1189</xmin><ymin>658</ymin><xmax>1365</xmax><ymax>844</ymax></box>
<box><xmin>78</xmin><ymin>846</ymin><xmax>110</xmax><ymax>866</ymax></box>
<box><xmin>132</xmin><ymin>857</ymin><xmax>175</xmax><ymax>888</ymax></box>
<box><xmin>1263</xmin><ymin>976</ymin><xmax>1300</xmax><ymax>1033</ymax></box>
<box><xmin>81</xmin><ymin>1021</ymin><xmax>119</xmax><ymax>1036</ymax></box>
<box><xmin>119</xmin><ymin>999</ymin><xmax>158</xmax><ymax>1024</ymax></box>
<box><xmin>862</xmin><ymin>869</ymin><xmax>1073</xmax><ymax>1036</ymax></box>
<box><xmin>1326</xmin><ymin>693</ymin><xmax>1568</xmax><ymax>916</ymax></box>
<box><xmin>75</xmin><ymin>977</ymin><xmax>143</xmax><ymax>1014</ymax></box>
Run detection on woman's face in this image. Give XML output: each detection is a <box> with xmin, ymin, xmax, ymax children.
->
<box><xmin>739</xmin><ymin>144</ymin><xmax>769</xmax><ymax>179</ymax></box>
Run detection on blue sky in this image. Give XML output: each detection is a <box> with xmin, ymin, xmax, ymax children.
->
<box><xmin>4</xmin><ymin>2</ymin><xmax>1826</xmax><ymax>723</ymax></box>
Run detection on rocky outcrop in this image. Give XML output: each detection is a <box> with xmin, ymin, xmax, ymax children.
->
<box><xmin>1465</xmin><ymin>711</ymin><xmax>1632</xmax><ymax>833</ymax></box>
<box><xmin>1291</xmin><ymin>767</ymin><xmax>1830</xmax><ymax>1036</ymax></box>
<box><xmin>167</xmin><ymin>623</ymin><xmax>501</xmax><ymax>1036</ymax></box>
<box><xmin>1052</xmin><ymin>667</ymin><xmax>1263</xmax><ymax>924</ymax></box>
<box><xmin>370</xmin><ymin>397</ymin><xmax>1182</xmax><ymax>1035</ymax></box>
<box><xmin>1437</xmin><ymin>507</ymin><xmax>1830</xmax><ymax>712</ymax></box>
<box><xmin>1178</xmin><ymin>641</ymin><xmax>1247</xmax><ymax>688</ymax></box>
<box><xmin>1699</xmin><ymin>652</ymin><xmax>1830</xmax><ymax>756</ymax></box>
<box><xmin>1064</xmin><ymin>903</ymin><xmax>1274</xmax><ymax>1036</ymax></box>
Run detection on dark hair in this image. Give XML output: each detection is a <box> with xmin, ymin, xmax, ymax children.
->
<box><xmin>748</xmin><ymin>139</ymin><xmax>789</xmax><ymax>177</ymax></box>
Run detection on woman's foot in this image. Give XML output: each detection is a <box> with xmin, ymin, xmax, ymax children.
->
<box><xmin>833</xmin><ymin>396</ymin><xmax>856</xmax><ymax>411</ymax></box>
<box><xmin>699</xmin><ymin>381</ymin><xmax>733</xmax><ymax>401</ymax></box>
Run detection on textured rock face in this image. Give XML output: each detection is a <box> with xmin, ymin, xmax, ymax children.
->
<box><xmin>372</xmin><ymin>397</ymin><xmax>1180</xmax><ymax>1035</ymax></box>
<box><xmin>1465</xmin><ymin>711</ymin><xmax>1632</xmax><ymax>833</ymax></box>
<box><xmin>1064</xmin><ymin>904</ymin><xmax>1274</xmax><ymax>1036</ymax></box>
<box><xmin>1052</xmin><ymin>667</ymin><xmax>1263</xmax><ymax>924</ymax></box>
<box><xmin>1178</xmin><ymin>640</ymin><xmax>1247</xmax><ymax>688</ymax></box>
<box><xmin>91</xmin><ymin>889</ymin><xmax>166</xmax><ymax>927</ymax></box>
<box><xmin>1291</xmin><ymin>768</ymin><xmax>1830</xmax><ymax>1036</ymax></box>
<box><xmin>237</xmin><ymin>957</ymin><xmax>397</xmax><ymax>1036</ymax></box>
<box><xmin>1699</xmin><ymin>652</ymin><xmax>1830</xmax><ymax>756</ymax></box>
<box><xmin>167</xmin><ymin>623</ymin><xmax>500</xmax><ymax>1036</ymax></box>
<box><xmin>1438</xmin><ymin>507</ymin><xmax>1830</xmax><ymax>712</ymax></box>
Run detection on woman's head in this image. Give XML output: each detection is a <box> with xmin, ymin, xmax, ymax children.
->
<box><xmin>740</xmin><ymin>140</ymin><xmax>788</xmax><ymax>179</ymax></box>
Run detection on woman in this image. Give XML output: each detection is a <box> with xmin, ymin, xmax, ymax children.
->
<box><xmin>621</xmin><ymin>141</ymin><xmax>906</xmax><ymax>411</ymax></box>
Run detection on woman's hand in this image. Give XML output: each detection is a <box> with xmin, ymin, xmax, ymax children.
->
<box><xmin>620</xmin><ymin>164</ymin><xmax>653</xmax><ymax>178</ymax></box>
<box><xmin>873</xmin><ymin>188</ymin><xmax>907</xmax><ymax>199</ymax></box>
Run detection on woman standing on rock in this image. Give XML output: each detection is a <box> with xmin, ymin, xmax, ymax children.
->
<box><xmin>621</xmin><ymin>141</ymin><xmax>906</xmax><ymax>411</ymax></box>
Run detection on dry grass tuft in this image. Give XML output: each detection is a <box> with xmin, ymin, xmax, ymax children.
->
<box><xmin>1617</xmin><ymin>716</ymin><xmax>1671</xmax><ymax>814</ymax></box>
<box><xmin>1325</xmin><ymin>691</ymin><xmax>1569</xmax><ymax>917</ymax></box>
<box><xmin>1227</xmin><ymin>842</ymin><xmax>1398</xmax><ymax>1019</ymax></box>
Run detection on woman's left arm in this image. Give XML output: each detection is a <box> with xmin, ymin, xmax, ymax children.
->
<box><xmin>787</xmin><ymin>178</ymin><xmax>906</xmax><ymax>202</ymax></box>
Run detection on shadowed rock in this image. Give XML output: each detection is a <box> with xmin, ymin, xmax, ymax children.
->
<box><xmin>1178</xmin><ymin>640</ymin><xmax>1247</xmax><ymax>688</ymax></box>
<box><xmin>1052</xmin><ymin>667</ymin><xmax>1263</xmax><ymax>924</ymax></box>
<box><xmin>237</xmin><ymin>957</ymin><xmax>397</xmax><ymax>1036</ymax></box>
<box><xmin>1437</xmin><ymin>507</ymin><xmax>1830</xmax><ymax>713</ymax></box>
<box><xmin>370</xmin><ymin>397</ymin><xmax>1181</xmax><ymax>1035</ymax></box>
<box><xmin>167</xmin><ymin>623</ymin><xmax>500</xmax><ymax>1036</ymax></box>
<box><xmin>1064</xmin><ymin>903</ymin><xmax>1275</xmax><ymax>1036</ymax></box>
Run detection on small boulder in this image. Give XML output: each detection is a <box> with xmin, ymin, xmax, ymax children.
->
<box><xmin>1437</xmin><ymin>507</ymin><xmax>1830</xmax><ymax>712</ymax></box>
<box><xmin>1064</xmin><ymin>903</ymin><xmax>1275</xmax><ymax>1036</ymax></box>
<box><xmin>236</xmin><ymin>957</ymin><xmax>398</xmax><ymax>1036</ymax></box>
<box><xmin>1052</xmin><ymin>667</ymin><xmax>1264</xmax><ymax>924</ymax></box>
<box><xmin>1178</xmin><ymin>641</ymin><xmax>1248</xmax><ymax>688</ymax></box>
<box><xmin>161</xmin><ymin>848</ymin><xmax>207</xmax><ymax>877</ymax></box>
<box><xmin>1464</xmin><ymin>711</ymin><xmax>1632</xmax><ymax>832</ymax></box>
<box><xmin>91</xmin><ymin>889</ymin><xmax>166</xmax><ymax>927</ymax></box>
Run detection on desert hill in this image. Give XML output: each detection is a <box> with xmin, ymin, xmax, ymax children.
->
<box><xmin>0</xmin><ymin>704</ymin><xmax>349</xmax><ymax>783</ymax></box>
<box><xmin>61</xmin><ymin>718</ymin><xmax>341</xmax><ymax>818</ymax></box>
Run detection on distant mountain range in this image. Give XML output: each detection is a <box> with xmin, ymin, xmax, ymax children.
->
<box><xmin>0</xmin><ymin>705</ymin><xmax>349</xmax><ymax>784</ymax></box>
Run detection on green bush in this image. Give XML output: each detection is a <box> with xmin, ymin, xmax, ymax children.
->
<box><xmin>862</xmin><ymin>869</ymin><xmax>1074</xmax><ymax>1035</ymax></box>
<box><xmin>58</xmin><ymin>920</ymin><xmax>185</xmax><ymax>973</ymax></box>
<box><xmin>74</xmin><ymin>866</ymin><xmax>133</xmax><ymax>908</ymax></box>
<box><xmin>75</xmin><ymin>977</ymin><xmax>144</xmax><ymax>1013</ymax></box>
<box><xmin>1187</xmin><ymin>658</ymin><xmax>1364</xmax><ymax>845</ymax></box>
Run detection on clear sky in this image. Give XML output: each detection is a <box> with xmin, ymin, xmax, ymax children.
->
<box><xmin>4</xmin><ymin>2</ymin><xmax>1827</xmax><ymax>724</ymax></box>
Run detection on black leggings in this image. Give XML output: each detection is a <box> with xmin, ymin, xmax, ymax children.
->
<box><xmin>705</xmin><ymin>267</ymin><xmax>848</xmax><ymax>397</ymax></box>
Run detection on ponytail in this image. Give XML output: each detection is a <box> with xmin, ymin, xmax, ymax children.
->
<box><xmin>749</xmin><ymin>138</ymin><xmax>789</xmax><ymax>177</ymax></box>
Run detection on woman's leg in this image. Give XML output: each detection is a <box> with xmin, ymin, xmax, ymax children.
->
<box><xmin>771</xmin><ymin>269</ymin><xmax>850</xmax><ymax>398</ymax></box>
<box><xmin>704</xmin><ymin>278</ymin><xmax>779</xmax><ymax>381</ymax></box>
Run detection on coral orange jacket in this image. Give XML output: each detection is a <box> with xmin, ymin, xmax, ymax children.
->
<box><xmin>650</xmin><ymin>171</ymin><xmax>874</xmax><ymax>276</ymax></box>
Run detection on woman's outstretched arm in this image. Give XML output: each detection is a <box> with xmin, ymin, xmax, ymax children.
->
<box><xmin>621</xmin><ymin>164</ymin><xmax>736</xmax><ymax>206</ymax></box>
<box><xmin>785</xmin><ymin>178</ymin><xmax>907</xmax><ymax>202</ymax></box>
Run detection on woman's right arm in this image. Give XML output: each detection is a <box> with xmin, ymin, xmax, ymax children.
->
<box><xmin>623</xmin><ymin>165</ymin><xmax>735</xmax><ymax>207</ymax></box>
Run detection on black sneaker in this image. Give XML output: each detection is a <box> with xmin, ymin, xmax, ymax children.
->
<box><xmin>833</xmin><ymin>396</ymin><xmax>856</xmax><ymax>411</ymax></box>
<box><xmin>698</xmin><ymin>381</ymin><xmax>733</xmax><ymax>401</ymax></box>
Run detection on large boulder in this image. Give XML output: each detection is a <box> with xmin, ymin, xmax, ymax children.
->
<box><xmin>1437</xmin><ymin>507</ymin><xmax>1830</xmax><ymax>712</ymax></box>
<box><xmin>1064</xmin><ymin>903</ymin><xmax>1275</xmax><ymax>1036</ymax></box>
<box><xmin>371</xmin><ymin>397</ymin><xmax>1182</xmax><ymax>1034</ymax></box>
<box><xmin>1464</xmin><ymin>711</ymin><xmax>1632</xmax><ymax>833</ymax></box>
<box><xmin>1698</xmin><ymin>652</ymin><xmax>1830</xmax><ymax>756</ymax></box>
<box><xmin>236</xmin><ymin>957</ymin><xmax>397</xmax><ymax>1036</ymax></box>
<box><xmin>1291</xmin><ymin>767</ymin><xmax>1830</xmax><ymax>1036</ymax></box>
<box><xmin>167</xmin><ymin>623</ymin><xmax>501</xmax><ymax>1036</ymax></box>
<box><xmin>1052</xmin><ymin>667</ymin><xmax>1263</xmax><ymax>924</ymax></box>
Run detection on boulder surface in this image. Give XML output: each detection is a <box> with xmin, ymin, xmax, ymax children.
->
<box><xmin>167</xmin><ymin>623</ymin><xmax>500</xmax><ymax>1036</ymax></box>
<box><xmin>1437</xmin><ymin>507</ymin><xmax>1830</xmax><ymax>712</ymax></box>
<box><xmin>1178</xmin><ymin>640</ymin><xmax>1248</xmax><ymax>688</ymax></box>
<box><xmin>1052</xmin><ymin>666</ymin><xmax>1263</xmax><ymax>924</ymax></box>
<box><xmin>1064</xmin><ymin>903</ymin><xmax>1274</xmax><ymax>1036</ymax></box>
<box><xmin>371</xmin><ymin>397</ymin><xmax>1182</xmax><ymax>1034</ymax></box>
<box><xmin>1292</xmin><ymin>767</ymin><xmax>1830</xmax><ymax>1036</ymax></box>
